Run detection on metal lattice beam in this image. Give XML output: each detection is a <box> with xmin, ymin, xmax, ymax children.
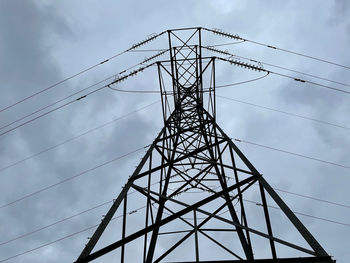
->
<box><xmin>75</xmin><ymin>27</ymin><xmax>334</xmax><ymax>263</ymax></box>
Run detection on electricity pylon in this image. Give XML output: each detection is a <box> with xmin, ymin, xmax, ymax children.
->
<box><xmin>75</xmin><ymin>28</ymin><xmax>335</xmax><ymax>263</ymax></box>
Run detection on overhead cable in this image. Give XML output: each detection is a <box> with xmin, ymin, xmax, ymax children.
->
<box><xmin>1</xmin><ymin>183</ymin><xmax>348</xmax><ymax>248</ymax></box>
<box><xmin>0</xmin><ymin>178</ymin><xmax>166</xmax><ymax>247</ymax></box>
<box><xmin>204</xmin><ymin>27</ymin><xmax>350</xmax><ymax>70</ymax></box>
<box><xmin>0</xmin><ymin>50</ymin><xmax>167</xmax><ymax>133</ymax></box>
<box><xmin>205</xmin><ymin>46</ymin><xmax>350</xmax><ymax>88</ymax></box>
<box><xmin>215</xmin><ymin>72</ymin><xmax>270</xmax><ymax>89</ymax></box>
<box><xmin>0</xmin><ymin>61</ymin><xmax>158</xmax><ymax>138</ymax></box>
<box><xmin>0</xmin><ymin>76</ymin><xmax>114</xmax><ymax>132</ymax></box>
<box><xmin>1</xmin><ymin>196</ymin><xmax>348</xmax><ymax>262</ymax></box>
<box><xmin>107</xmin><ymin>72</ymin><xmax>270</xmax><ymax>94</ymax></box>
<box><xmin>0</xmin><ymin>200</ymin><xmax>113</xmax><ymax>246</ymax></box>
<box><xmin>245</xmin><ymin>199</ymin><xmax>350</xmax><ymax>227</ymax></box>
<box><xmin>218</xmin><ymin>95</ymin><xmax>350</xmax><ymax>131</ymax></box>
<box><xmin>0</xmin><ymin>101</ymin><xmax>158</xmax><ymax>173</ymax></box>
<box><xmin>234</xmin><ymin>138</ymin><xmax>350</xmax><ymax>170</ymax></box>
<box><xmin>206</xmin><ymin>46</ymin><xmax>350</xmax><ymax>95</ymax></box>
<box><xmin>0</xmin><ymin>145</ymin><xmax>149</xmax><ymax>209</ymax></box>
<box><xmin>0</xmin><ymin>31</ymin><xmax>166</xmax><ymax>114</ymax></box>
<box><xmin>270</xmin><ymin>187</ymin><xmax>350</xmax><ymax>209</ymax></box>
<box><xmin>0</xmin><ymin>205</ymin><xmax>147</xmax><ymax>263</ymax></box>
<box><xmin>217</xmin><ymin>56</ymin><xmax>350</xmax><ymax>96</ymax></box>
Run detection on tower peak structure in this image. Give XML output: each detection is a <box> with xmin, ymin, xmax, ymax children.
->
<box><xmin>75</xmin><ymin>28</ymin><xmax>334</xmax><ymax>263</ymax></box>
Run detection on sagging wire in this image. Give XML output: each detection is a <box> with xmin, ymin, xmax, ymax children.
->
<box><xmin>215</xmin><ymin>72</ymin><xmax>270</xmax><ymax>89</ymax></box>
<box><xmin>107</xmin><ymin>72</ymin><xmax>269</xmax><ymax>94</ymax></box>
<box><xmin>106</xmin><ymin>63</ymin><xmax>156</xmax><ymax>92</ymax></box>
<box><xmin>107</xmin><ymin>50</ymin><xmax>170</xmax><ymax>94</ymax></box>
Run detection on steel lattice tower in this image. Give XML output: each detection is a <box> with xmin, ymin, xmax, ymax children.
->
<box><xmin>75</xmin><ymin>28</ymin><xmax>334</xmax><ymax>263</ymax></box>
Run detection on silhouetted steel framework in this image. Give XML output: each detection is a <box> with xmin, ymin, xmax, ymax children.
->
<box><xmin>75</xmin><ymin>28</ymin><xmax>335</xmax><ymax>263</ymax></box>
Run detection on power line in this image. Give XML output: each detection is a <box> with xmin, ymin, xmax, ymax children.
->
<box><xmin>0</xmin><ymin>85</ymin><xmax>103</xmax><ymax>138</ymax></box>
<box><xmin>2</xmin><ymin>179</ymin><xmax>347</xmax><ymax>249</ymax></box>
<box><xmin>218</xmin><ymin>51</ymin><xmax>350</xmax><ymax>88</ymax></box>
<box><xmin>213</xmin><ymin>53</ymin><xmax>350</xmax><ymax>96</ymax></box>
<box><xmin>234</xmin><ymin>138</ymin><xmax>350</xmax><ymax>170</ymax></box>
<box><xmin>218</xmin><ymin>95</ymin><xmax>350</xmax><ymax>131</ymax></box>
<box><xmin>206</xmin><ymin>40</ymin><xmax>246</xmax><ymax>47</ymax></box>
<box><xmin>107</xmin><ymin>72</ymin><xmax>270</xmax><ymax>94</ymax></box>
<box><xmin>215</xmin><ymin>72</ymin><xmax>270</xmax><ymax>88</ymax></box>
<box><xmin>1</xmin><ymin>194</ymin><xmax>348</xmax><ymax>262</ymax></box>
<box><xmin>270</xmin><ymin>187</ymin><xmax>350</xmax><ymax>209</ymax></box>
<box><xmin>0</xmin><ymin>53</ymin><xmax>125</xmax><ymax>114</ymax></box>
<box><xmin>0</xmin><ymin>224</ymin><xmax>99</xmax><ymax>263</ymax></box>
<box><xmin>0</xmin><ymin>177</ymin><xmax>166</xmax><ymax>247</ymax></box>
<box><xmin>131</xmin><ymin>44</ymin><xmax>350</xmax><ymax>89</ymax></box>
<box><xmin>0</xmin><ymin>95</ymin><xmax>89</xmax><ymax>138</ymax></box>
<box><xmin>3</xmin><ymin>26</ymin><xmax>348</xmax><ymax>115</ymax></box>
<box><xmin>1</xmin><ymin>177</ymin><xmax>348</xmax><ymax>247</ymax></box>
<box><xmin>0</xmin><ymin>77</ymin><xmax>112</xmax><ymax>132</ymax></box>
<box><xmin>245</xmin><ymin>199</ymin><xmax>350</xmax><ymax>227</ymax></box>
<box><xmin>0</xmin><ymin>101</ymin><xmax>158</xmax><ymax>173</ymax></box>
<box><xmin>5</xmin><ymin>48</ymin><xmax>345</xmax><ymax>136</ymax></box>
<box><xmin>204</xmin><ymin>27</ymin><xmax>350</xmax><ymax>70</ymax></box>
<box><xmin>119</xmin><ymin>45</ymin><xmax>350</xmax><ymax>95</ymax></box>
<box><xmin>7</xmin><ymin>160</ymin><xmax>349</xmax><ymax>249</ymax></box>
<box><xmin>227</xmin><ymin>175</ymin><xmax>350</xmax><ymax>210</ymax></box>
<box><xmin>0</xmin><ymin>51</ymin><xmax>166</xmax><ymax>133</ymax></box>
<box><xmin>8</xmin><ymin>39</ymin><xmax>347</xmax><ymax>132</ymax></box>
<box><xmin>0</xmin><ymin>61</ymin><xmax>157</xmax><ymax>138</ymax></box>
<box><xmin>0</xmin><ymin>145</ymin><xmax>149</xmax><ymax>209</ymax></box>
<box><xmin>0</xmin><ymin>205</ymin><xmax>147</xmax><ymax>263</ymax></box>
<box><xmin>0</xmin><ymin>200</ymin><xmax>113</xmax><ymax>246</ymax></box>
<box><xmin>108</xmin><ymin>86</ymin><xmax>160</xmax><ymax>94</ymax></box>
<box><xmin>0</xmin><ymin>31</ymin><xmax>166</xmax><ymax>114</ymax></box>
<box><xmin>272</xmin><ymin>70</ymin><xmax>350</xmax><ymax>95</ymax></box>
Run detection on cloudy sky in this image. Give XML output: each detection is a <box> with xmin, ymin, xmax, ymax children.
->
<box><xmin>0</xmin><ymin>0</ymin><xmax>349</xmax><ymax>262</ymax></box>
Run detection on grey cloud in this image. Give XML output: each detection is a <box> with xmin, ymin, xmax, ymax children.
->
<box><xmin>1</xmin><ymin>0</ymin><xmax>349</xmax><ymax>262</ymax></box>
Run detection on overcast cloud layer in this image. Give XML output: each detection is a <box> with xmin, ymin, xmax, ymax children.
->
<box><xmin>0</xmin><ymin>0</ymin><xmax>349</xmax><ymax>262</ymax></box>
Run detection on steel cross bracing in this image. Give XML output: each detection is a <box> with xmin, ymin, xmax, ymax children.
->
<box><xmin>75</xmin><ymin>28</ymin><xmax>335</xmax><ymax>263</ymax></box>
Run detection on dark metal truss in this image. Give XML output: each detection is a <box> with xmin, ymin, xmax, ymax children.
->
<box><xmin>75</xmin><ymin>28</ymin><xmax>334</xmax><ymax>263</ymax></box>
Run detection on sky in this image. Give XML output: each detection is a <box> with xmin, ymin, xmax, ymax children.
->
<box><xmin>0</xmin><ymin>0</ymin><xmax>349</xmax><ymax>262</ymax></box>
